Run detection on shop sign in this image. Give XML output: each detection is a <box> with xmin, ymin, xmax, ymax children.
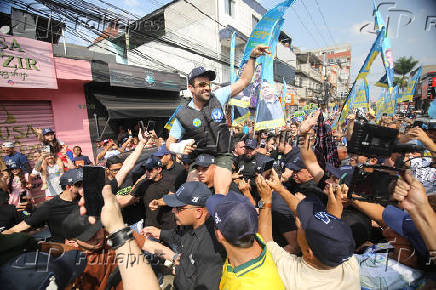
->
<box><xmin>0</xmin><ymin>33</ymin><xmax>57</xmax><ymax>89</ymax></box>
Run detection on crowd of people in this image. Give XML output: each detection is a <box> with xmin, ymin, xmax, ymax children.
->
<box><xmin>1</xmin><ymin>44</ymin><xmax>435</xmax><ymax>289</ymax></box>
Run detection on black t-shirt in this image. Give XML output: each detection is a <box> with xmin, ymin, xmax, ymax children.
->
<box><xmin>25</xmin><ymin>195</ymin><xmax>79</xmax><ymax>242</ymax></box>
<box><xmin>162</xmin><ymin>161</ymin><xmax>187</xmax><ymax>193</ymax></box>
<box><xmin>135</xmin><ymin>178</ymin><xmax>175</xmax><ymax>230</ymax></box>
<box><xmin>0</xmin><ymin>204</ymin><xmax>24</xmax><ymax>230</ymax></box>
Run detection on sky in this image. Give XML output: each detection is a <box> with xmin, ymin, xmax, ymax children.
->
<box><xmin>2</xmin><ymin>0</ymin><xmax>435</xmax><ymax>99</ymax></box>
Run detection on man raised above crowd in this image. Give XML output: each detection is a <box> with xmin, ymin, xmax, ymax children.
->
<box><xmin>166</xmin><ymin>45</ymin><xmax>270</xmax><ymax>195</ymax></box>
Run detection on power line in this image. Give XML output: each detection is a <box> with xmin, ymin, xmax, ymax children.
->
<box><xmin>299</xmin><ymin>0</ymin><xmax>329</xmax><ymax>47</ymax></box>
<box><xmin>291</xmin><ymin>6</ymin><xmax>321</xmax><ymax>47</ymax></box>
<box><xmin>313</xmin><ymin>0</ymin><xmax>336</xmax><ymax>45</ymax></box>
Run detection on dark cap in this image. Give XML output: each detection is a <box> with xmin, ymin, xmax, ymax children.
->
<box><xmin>181</xmin><ymin>154</ymin><xmax>194</xmax><ymax>164</ymax></box>
<box><xmin>255</xmin><ymin>154</ymin><xmax>274</xmax><ymax>173</ymax></box>
<box><xmin>297</xmin><ymin>198</ymin><xmax>355</xmax><ymax>267</ymax></box>
<box><xmin>188</xmin><ymin>66</ymin><xmax>216</xmax><ymax>83</ymax></box>
<box><xmin>325</xmin><ymin>163</ymin><xmax>354</xmax><ymax>186</ymax></box>
<box><xmin>244</xmin><ymin>138</ymin><xmax>257</xmax><ymax>150</ymax></box>
<box><xmin>163</xmin><ymin>181</ymin><xmax>212</xmax><ymax>207</ymax></box>
<box><xmin>60</xmin><ymin>168</ymin><xmax>83</xmax><ymax>186</ymax></box>
<box><xmin>141</xmin><ymin>157</ymin><xmax>162</xmax><ymax>170</ymax></box>
<box><xmin>206</xmin><ymin>191</ymin><xmax>258</xmax><ymax>243</ymax></box>
<box><xmin>63</xmin><ymin>207</ymin><xmax>103</xmax><ymax>242</ymax></box>
<box><xmin>152</xmin><ymin>144</ymin><xmax>171</xmax><ymax>157</ymax></box>
<box><xmin>193</xmin><ymin>154</ymin><xmax>216</xmax><ymax>168</ymax></box>
<box><xmin>42</xmin><ymin>128</ymin><xmax>54</xmax><ymax>135</ymax></box>
<box><xmin>285</xmin><ymin>153</ymin><xmax>306</xmax><ymax>172</ymax></box>
<box><xmin>6</xmin><ymin>162</ymin><xmax>20</xmax><ymax>170</ymax></box>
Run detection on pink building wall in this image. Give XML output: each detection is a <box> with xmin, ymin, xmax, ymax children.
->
<box><xmin>0</xmin><ymin>57</ymin><xmax>94</xmax><ymax>161</ymax></box>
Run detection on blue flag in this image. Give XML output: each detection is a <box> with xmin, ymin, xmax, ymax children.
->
<box><xmin>399</xmin><ymin>66</ymin><xmax>422</xmax><ymax>102</ymax></box>
<box><xmin>372</xmin><ymin>0</ymin><xmax>394</xmax><ymax>92</ymax></box>
<box><xmin>253</xmin><ymin>0</ymin><xmax>295</xmax><ymax>130</ymax></box>
<box><xmin>233</xmin><ymin>0</ymin><xmax>295</xmax><ymax>131</ymax></box>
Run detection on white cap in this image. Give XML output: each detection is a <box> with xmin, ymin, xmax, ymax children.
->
<box><xmin>2</xmin><ymin>142</ymin><xmax>14</xmax><ymax>148</ymax></box>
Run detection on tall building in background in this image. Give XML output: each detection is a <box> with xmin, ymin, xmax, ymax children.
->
<box><xmin>309</xmin><ymin>44</ymin><xmax>351</xmax><ymax>101</ymax></box>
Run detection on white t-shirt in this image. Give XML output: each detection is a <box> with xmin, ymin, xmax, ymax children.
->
<box><xmin>46</xmin><ymin>164</ymin><xmax>63</xmax><ymax>197</ymax></box>
<box><xmin>267</xmin><ymin>241</ymin><xmax>360</xmax><ymax>290</ymax></box>
<box><xmin>410</xmin><ymin>157</ymin><xmax>436</xmax><ymax>194</ymax></box>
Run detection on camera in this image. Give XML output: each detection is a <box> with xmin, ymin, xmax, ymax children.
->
<box><xmin>348</xmin><ymin>166</ymin><xmax>398</xmax><ymax>204</ymax></box>
<box><xmin>348</xmin><ymin>120</ymin><xmax>398</xmax><ymax>157</ymax></box>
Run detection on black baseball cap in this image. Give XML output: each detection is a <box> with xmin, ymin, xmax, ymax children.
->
<box><xmin>141</xmin><ymin>157</ymin><xmax>162</xmax><ymax>170</ymax></box>
<box><xmin>193</xmin><ymin>154</ymin><xmax>216</xmax><ymax>168</ymax></box>
<box><xmin>297</xmin><ymin>198</ymin><xmax>355</xmax><ymax>267</ymax></box>
<box><xmin>244</xmin><ymin>138</ymin><xmax>257</xmax><ymax>150</ymax></box>
<box><xmin>285</xmin><ymin>153</ymin><xmax>306</xmax><ymax>172</ymax></box>
<box><xmin>163</xmin><ymin>181</ymin><xmax>212</xmax><ymax>207</ymax></box>
<box><xmin>188</xmin><ymin>66</ymin><xmax>216</xmax><ymax>83</ymax></box>
<box><xmin>60</xmin><ymin>168</ymin><xmax>83</xmax><ymax>186</ymax></box>
<box><xmin>206</xmin><ymin>191</ymin><xmax>258</xmax><ymax>243</ymax></box>
<box><xmin>62</xmin><ymin>207</ymin><xmax>103</xmax><ymax>242</ymax></box>
<box><xmin>325</xmin><ymin>163</ymin><xmax>354</xmax><ymax>186</ymax></box>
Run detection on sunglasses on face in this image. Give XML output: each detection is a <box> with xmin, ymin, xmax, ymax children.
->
<box><xmin>195</xmin><ymin>82</ymin><xmax>211</xmax><ymax>88</ymax></box>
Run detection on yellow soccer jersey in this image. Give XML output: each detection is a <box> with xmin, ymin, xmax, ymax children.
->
<box><xmin>219</xmin><ymin>234</ymin><xmax>285</xmax><ymax>290</ymax></box>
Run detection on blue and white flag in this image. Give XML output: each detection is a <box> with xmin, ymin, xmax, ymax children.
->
<box><xmin>252</xmin><ymin>1</ymin><xmax>295</xmax><ymax>130</ymax></box>
<box><xmin>399</xmin><ymin>66</ymin><xmax>422</xmax><ymax>102</ymax></box>
<box><xmin>372</xmin><ymin>0</ymin><xmax>394</xmax><ymax>92</ymax></box>
<box><xmin>230</xmin><ymin>31</ymin><xmax>250</xmax><ymax>126</ymax></box>
<box><xmin>352</xmin><ymin>79</ymin><xmax>370</xmax><ymax>109</ymax></box>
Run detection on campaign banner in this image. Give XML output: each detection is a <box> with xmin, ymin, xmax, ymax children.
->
<box><xmin>352</xmin><ymin>79</ymin><xmax>370</xmax><ymax>109</ymax></box>
<box><xmin>292</xmin><ymin>110</ymin><xmax>306</xmax><ymax>122</ymax></box>
<box><xmin>0</xmin><ymin>33</ymin><xmax>57</xmax><ymax>89</ymax></box>
<box><xmin>230</xmin><ymin>31</ymin><xmax>250</xmax><ymax>126</ymax></box>
<box><xmin>372</xmin><ymin>0</ymin><xmax>394</xmax><ymax>92</ymax></box>
<box><xmin>384</xmin><ymin>86</ymin><xmax>397</xmax><ymax>117</ymax></box>
<box><xmin>231</xmin><ymin>0</ymin><xmax>294</xmax><ymax>130</ymax></box>
<box><xmin>356</xmin><ymin>27</ymin><xmax>384</xmax><ymax>81</ymax></box>
<box><xmin>399</xmin><ymin>66</ymin><xmax>422</xmax><ymax>102</ymax></box>
<box><xmin>376</xmin><ymin>92</ymin><xmax>385</xmax><ymax>121</ymax></box>
<box><xmin>230</xmin><ymin>31</ymin><xmax>237</xmax><ymax>84</ymax></box>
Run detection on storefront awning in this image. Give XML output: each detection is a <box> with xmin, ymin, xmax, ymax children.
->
<box><xmin>95</xmin><ymin>94</ymin><xmax>182</xmax><ymax>119</ymax></box>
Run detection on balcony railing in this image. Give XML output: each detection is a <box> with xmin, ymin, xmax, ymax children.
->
<box><xmin>296</xmin><ymin>63</ymin><xmax>322</xmax><ymax>82</ymax></box>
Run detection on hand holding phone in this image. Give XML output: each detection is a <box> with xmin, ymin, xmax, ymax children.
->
<box><xmin>83</xmin><ymin>167</ymin><xmax>106</xmax><ymax>217</ymax></box>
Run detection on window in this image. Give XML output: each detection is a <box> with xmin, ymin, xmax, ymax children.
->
<box><xmin>225</xmin><ymin>0</ymin><xmax>235</xmax><ymax>17</ymax></box>
<box><xmin>252</xmin><ymin>15</ymin><xmax>259</xmax><ymax>29</ymax></box>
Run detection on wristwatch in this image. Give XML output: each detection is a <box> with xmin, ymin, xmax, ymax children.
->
<box><xmin>258</xmin><ymin>200</ymin><xmax>272</xmax><ymax>209</ymax></box>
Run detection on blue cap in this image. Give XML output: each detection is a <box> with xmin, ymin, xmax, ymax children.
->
<box><xmin>181</xmin><ymin>154</ymin><xmax>194</xmax><ymax>164</ymax></box>
<box><xmin>60</xmin><ymin>168</ymin><xmax>83</xmax><ymax>186</ymax></box>
<box><xmin>6</xmin><ymin>162</ymin><xmax>19</xmax><ymax>169</ymax></box>
<box><xmin>0</xmin><ymin>250</ymin><xmax>87</xmax><ymax>289</ymax></box>
<box><xmin>325</xmin><ymin>163</ymin><xmax>354</xmax><ymax>186</ymax></box>
<box><xmin>141</xmin><ymin>157</ymin><xmax>162</xmax><ymax>170</ymax></box>
<box><xmin>382</xmin><ymin>205</ymin><xmax>428</xmax><ymax>258</ymax></box>
<box><xmin>297</xmin><ymin>198</ymin><xmax>355</xmax><ymax>267</ymax></box>
<box><xmin>193</xmin><ymin>154</ymin><xmax>216</xmax><ymax>168</ymax></box>
<box><xmin>188</xmin><ymin>66</ymin><xmax>216</xmax><ymax>83</ymax></box>
<box><xmin>255</xmin><ymin>154</ymin><xmax>274</xmax><ymax>173</ymax></box>
<box><xmin>163</xmin><ymin>181</ymin><xmax>212</xmax><ymax>207</ymax></box>
<box><xmin>285</xmin><ymin>153</ymin><xmax>306</xmax><ymax>172</ymax></box>
<box><xmin>244</xmin><ymin>138</ymin><xmax>257</xmax><ymax>150</ymax></box>
<box><xmin>42</xmin><ymin>128</ymin><xmax>54</xmax><ymax>135</ymax></box>
<box><xmin>206</xmin><ymin>191</ymin><xmax>258</xmax><ymax>243</ymax></box>
<box><xmin>153</xmin><ymin>144</ymin><xmax>171</xmax><ymax>157</ymax></box>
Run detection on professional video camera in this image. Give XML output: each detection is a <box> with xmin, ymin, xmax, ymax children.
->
<box><xmin>345</xmin><ymin>119</ymin><xmax>427</xmax><ymax>204</ymax></box>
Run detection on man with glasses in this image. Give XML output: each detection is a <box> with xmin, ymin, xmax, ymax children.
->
<box><xmin>142</xmin><ymin>182</ymin><xmax>226</xmax><ymax>290</ymax></box>
<box><xmin>3</xmin><ymin>168</ymin><xmax>83</xmax><ymax>242</ymax></box>
<box><xmin>166</xmin><ymin>45</ymin><xmax>270</xmax><ymax>196</ymax></box>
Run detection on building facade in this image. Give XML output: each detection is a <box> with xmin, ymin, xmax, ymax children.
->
<box><xmin>308</xmin><ymin>44</ymin><xmax>352</xmax><ymax>102</ymax></box>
